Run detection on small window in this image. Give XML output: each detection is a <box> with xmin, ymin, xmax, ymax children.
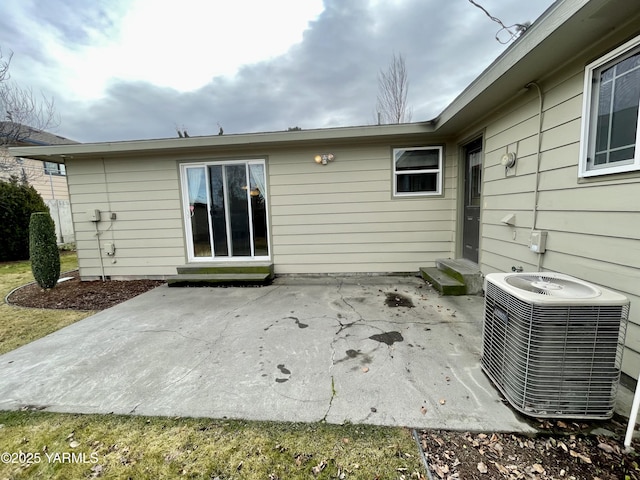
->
<box><xmin>393</xmin><ymin>146</ymin><xmax>443</xmax><ymax>196</ymax></box>
<box><xmin>44</xmin><ymin>162</ymin><xmax>66</xmax><ymax>176</ymax></box>
<box><xmin>580</xmin><ymin>35</ymin><xmax>640</xmax><ymax>177</ymax></box>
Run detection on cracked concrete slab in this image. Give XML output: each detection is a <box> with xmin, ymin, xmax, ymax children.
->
<box><xmin>0</xmin><ymin>275</ymin><xmax>536</xmax><ymax>432</ymax></box>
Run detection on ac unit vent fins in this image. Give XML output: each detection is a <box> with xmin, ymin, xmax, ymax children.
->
<box><xmin>482</xmin><ymin>272</ymin><xmax>629</xmax><ymax>420</ymax></box>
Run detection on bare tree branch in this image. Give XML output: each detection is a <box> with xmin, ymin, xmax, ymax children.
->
<box><xmin>376</xmin><ymin>52</ymin><xmax>412</xmax><ymax>124</ymax></box>
<box><xmin>1</xmin><ymin>84</ymin><xmax>58</xmax><ymax>145</ymax></box>
<box><xmin>0</xmin><ymin>48</ymin><xmax>11</xmax><ymax>84</ymax></box>
<box><xmin>0</xmin><ymin>48</ymin><xmax>59</xmax><ymax>181</ymax></box>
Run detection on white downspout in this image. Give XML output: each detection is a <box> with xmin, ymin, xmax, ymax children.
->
<box><xmin>625</xmin><ymin>372</ymin><xmax>640</xmax><ymax>450</ymax></box>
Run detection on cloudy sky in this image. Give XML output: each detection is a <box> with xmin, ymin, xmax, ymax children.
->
<box><xmin>0</xmin><ymin>0</ymin><xmax>555</xmax><ymax>143</ymax></box>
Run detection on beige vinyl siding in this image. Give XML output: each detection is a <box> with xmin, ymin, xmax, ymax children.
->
<box><xmin>268</xmin><ymin>143</ymin><xmax>456</xmax><ymax>274</ymax></box>
<box><xmin>29</xmin><ymin>160</ymin><xmax>70</xmax><ymax>201</ymax></box>
<box><xmin>472</xmin><ymin>33</ymin><xmax>640</xmax><ymax>379</ymax></box>
<box><xmin>0</xmin><ymin>154</ymin><xmax>74</xmax><ymax>242</ymax></box>
<box><xmin>65</xmin><ymin>139</ymin><xmax>457</xmax><ymax>278</ymax></box>
<box><xmin>67</xmin><ymin>156</ymin><xmax>185</xmax><ymax>279</ymax></box>
<box><xmin>0</xmin><ymin>156</ymin><xmax>69</xmax><ymax>201</ymax></box>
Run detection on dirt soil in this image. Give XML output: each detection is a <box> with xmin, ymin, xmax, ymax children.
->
<box><xmin>418</xmin><ymin>417</ymin><xmax>640</xmax><ymax>479</ymax></box>
<box><xmin>5</xmin><ymin>271</ymin><xmax>640</xmax><ymax>478</ymax></box>
<box><xmin>6</xmin><ymin>270</ymin><xmax>164</xmax><ymax>310</ymax></box>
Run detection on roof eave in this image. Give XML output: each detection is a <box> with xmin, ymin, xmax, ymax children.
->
<box><xmin>434</xmin><ymin>0</ymin><xmax>640</xmax><ymax>135</ymax></box>
<box><xmin>9</xmin><ymin>122</ymin><xmax>436</xmax><ymax>162</ymax></box>
<box><xmin>433</xmin><ymin>0</ymin><xmax>575</xmax><ymax>132</ymax></box>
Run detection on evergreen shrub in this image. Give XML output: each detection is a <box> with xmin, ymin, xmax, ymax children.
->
<box><xmin>0</xmin><ymin>178</ymin><xmax>49</xmax><ymax>261</ymax></box>
<box><xmin>29</xmin><ymin>212</ymin><xmax>60</xmax><ymax>289</ymax></box>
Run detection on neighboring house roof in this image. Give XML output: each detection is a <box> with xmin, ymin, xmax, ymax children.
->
<box><xmin>9</xmin><ymin>0</ymin><xmax>638</xmax><ymax>162</ymax></box>
<box><xmin>0</xmin><ymin>121</ymin><xmax>77</xmax><ymax>151</ymax></box>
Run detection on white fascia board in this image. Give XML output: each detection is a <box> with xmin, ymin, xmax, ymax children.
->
<box><xmin>8</xmin><ymin>122</ymin><xmax>435</xmax><ymax>162</ymax></box>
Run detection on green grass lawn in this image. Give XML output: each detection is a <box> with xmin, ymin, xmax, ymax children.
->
<box><xmin>0</xmin><ymin>412</ymin><xmax>423</xmax><ymax>479</ymax></box>
<box><xmin>0</xmin><ymin>254</ymin><xmax>425</xmax><ymax>479</ymax></box>
<box><xmin>0</xmin><ymin>252</ymin><xmax>91</xmax><ymax>356</ymax></box>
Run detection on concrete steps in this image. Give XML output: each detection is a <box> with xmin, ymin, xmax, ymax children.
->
<box><xmin>168</xmin><ymin>262</ymin><xmax>274</xmax><ymax>287</ymax></box>
<box><xmin>420</xmin><ymin>258</ymin><xmax>483</xmax><ymax>295</ymax></box>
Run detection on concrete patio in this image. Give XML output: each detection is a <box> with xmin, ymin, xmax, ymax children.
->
<box><xmin>0</xmin><ymin>275</ymin><xmax>632</xmax><ymax>432</ymax></box>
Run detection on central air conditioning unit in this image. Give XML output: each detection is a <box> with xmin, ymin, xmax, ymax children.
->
<box><xmin>482</xmin><ymin>272</ymin><xmax>629</xmax><ymax>419</ymax></box>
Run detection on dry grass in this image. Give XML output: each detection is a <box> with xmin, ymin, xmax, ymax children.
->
<box><xmin>0</xmin><ymin>254</ymin><xmax>426</xmax><ymax>479</ymax></box>
<box><xmin>0</xmin><ymin>252</ymin><xmax>92</xmax><ymax>356</ymax></box>
<box><xmin>0</xmin><ymin>412</ymin><xmax>423</xmax><ymax>479</ymax></box>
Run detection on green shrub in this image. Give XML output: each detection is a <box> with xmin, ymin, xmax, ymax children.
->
<box><xmin>0</xmin><ymin>178</ymin><xmax>49</xmax><ymax>261</ymax></box>
<box><xmin>29</xmin><ymin>212</ymin><xmax>60</xmax><ymax>289</ymax></box>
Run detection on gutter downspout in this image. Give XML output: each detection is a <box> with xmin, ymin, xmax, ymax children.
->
<box><xmin>526</xmin><ymin>82</ymin><xmax>544</xmax><ymax>271</ymax></box>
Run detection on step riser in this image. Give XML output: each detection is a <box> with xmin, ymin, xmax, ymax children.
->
<box><xmin>435</xmin><ymin>259</ymin><xmax>483</xmax><ymax>295</ymax></box>
<box><xmin>420</xmin><ymin>267</ymin><xmax>467</xmax><ymax>296</ymax></box>
<box><xmin>176</xmin><ymin>263</ymin><xmax>274</xmax><ymax>276</ymax></box>
<box><xmin>420</xmin><ymin>259</ymin><xmax>483</xmax><ymax>296</ymax></box>
<box><xmin>168</xmin><ymin>279</ymin><xmax>271</xmax><ymax>287</ymax></box>
<box><xmin>170</xmin><ymin>263</ymin><xmax>274</xmax><ymax>287</ymax></box>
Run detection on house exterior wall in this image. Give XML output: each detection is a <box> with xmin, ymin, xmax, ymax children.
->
<box><xmin>462</xmin><ymin>26</ymin><xmax>640</xmax><ymax>379</ymax></box>
<box><xmin>30</xmin><ymin>161</ymin><xmax>69</xmax><ymax>201</ymax></box>
<box><xmin>29</xmin><ymin>159</ymin><xmax>74</xmax><ymax>243</ymax></box>
<box><xmin>269</xmin><ymin>143</ymin><xmax>457</xmax><ymax>273</ymax></box>
<box><xmin>0</xmin><ymin>153</ymin><xmax>69</xmax><ymax>201</ymax></box>
<box><xmin>66</xmin><ymin>156</ymin><xmax>185</xmax><ymax>278</ymax></box>
<box><xmin>66</xmin><ymin>140</ymin><xmax>458</xmax><ymax>279</ymax></box>
<box><xmin>1</xmin><ymin>151</ymin><xmax>73</xmax><ymax>242</ymax></box>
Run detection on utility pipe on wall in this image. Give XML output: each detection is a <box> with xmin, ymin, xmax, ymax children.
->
<box><xmin>526</xmin><ymin>81</ymin><xmax>545</xmax><ymax>271</ymax></box>
<box><xmin>94</xmin><ymin>221</ymin><xmax>106</xmax><ymax>281</ymax></box>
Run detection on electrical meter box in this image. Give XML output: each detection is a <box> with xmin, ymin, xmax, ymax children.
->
<box><xmin>530</xmin><ymin>230</ymin><xmax>548</xmax><ymax>253</ymax></box>
<box><xmin>88</xmin><ymin>209</ymin><xmax>101</xmax><ymax>222</ymax></box>
<box><xmin>104</xmin><ymin>243</ymin><xmax>116</xmax><ymax>256</ymax></box>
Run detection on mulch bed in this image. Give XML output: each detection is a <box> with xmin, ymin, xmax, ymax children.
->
<box><xmin>418</xmin><ymin>418</ymin><xmax>640</xmax><ymax>479</ymax></box>
<box><xmin>6</xmin><ymin>270</ymin><xmax>164</xmax><ymax>310</ymax></box>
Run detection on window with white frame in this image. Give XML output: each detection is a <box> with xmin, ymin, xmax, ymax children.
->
<box><xmin>580</xmin><ymin>35</ymin><xmax>640</xmax><ymax>177</ymax></box>
<box><xmin>393</xmin><ymin>146</ymin><xmax>443</xmax><ymax>196</ymax></box>
<box><xmin>44</xmin><ymin>161</ymin><xmax>66</xmax><ymax>176</ymax></box>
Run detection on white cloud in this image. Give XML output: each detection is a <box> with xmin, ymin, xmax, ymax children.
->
<box><xmin>0</xmin><ymin>0</ymin><xmax>556</xmax><ymax>142</ymax></box>
<box><xmin>43</xmin><ymin>0</ymin><xmax>324</xmax><ymax>99</ymax></box>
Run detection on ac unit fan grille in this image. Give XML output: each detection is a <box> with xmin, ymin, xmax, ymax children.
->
<box><xmin>482</xmin><ymin>280</ymin><xmax>628</xmax><ymax>419</ymax></box>
<box><xmin>505</xmin><ymin>274</ymin><xmax>600</xmax><ymax>298</ymax></box>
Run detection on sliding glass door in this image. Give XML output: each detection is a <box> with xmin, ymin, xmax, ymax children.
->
<box><xmin>182</xmin><ymin>160</ymin><xmax>269</xmax><ymax>260</ymax></box>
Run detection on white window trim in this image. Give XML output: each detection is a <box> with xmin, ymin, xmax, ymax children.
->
<box><xmin>392</xmin><ymin>146</ymin><xmax>443</xmax><ymax>197</ymax></box>
<box><xmin>179</xmin><ymin>159</ymin><xmax>271</xmax><ymax>263</ymax></box>
<box><xmin>579</xmin><ymin>34</ymin><xmax>640</xmax><ymax>178</ymax></box>
<box><xmin>44</xmin><ymin>161</ymin><xmax>66</xmax><ymax>176</ymax></box>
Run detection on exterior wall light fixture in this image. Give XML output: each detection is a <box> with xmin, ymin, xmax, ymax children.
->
<box><xmin>501</xmin><ymin>152</ymin><xmax>517</xmax><ymax>169</ymax></box>
<box><xmin>314</xmin><ymin>153</ymin><xmax>335</xmax><ymax>165</ymax></box>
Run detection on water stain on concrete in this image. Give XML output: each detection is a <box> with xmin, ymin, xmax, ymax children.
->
<box><xmin>287</xmin><ymin>316</ymin><xmax>309</xmax><ymax>329</ymax></box>
<box><xmin>345</xmin><ymin>297</ymin><xmax>366</xmax><ymax>303</ymax></box>
<box><xmin>385</xmin><ymin>292</ymin><xmax>414</xmax><ymax>308</ymax></box>
<box><xmin>275</xmin><ymin>364</ymin><xmax>291</xmax><ymax>383</ymax></box>
<box><xmin>369</xmin><ymin>331</ymin><xmax>404</xmax><ymax>346</ymax></box>
<box><xmin>334</xmin><ymin>349</ymin><xmax>372</xmax><ymax>365</ymax></box>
